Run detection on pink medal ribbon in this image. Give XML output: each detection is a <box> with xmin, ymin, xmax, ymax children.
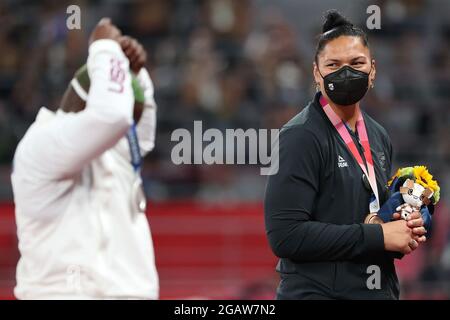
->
<box><xmin>319</xmin><ymin>95</ymin><xmax>380</xmax><ymax>213</ymax></box>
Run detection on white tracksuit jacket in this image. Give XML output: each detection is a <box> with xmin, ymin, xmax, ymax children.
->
<box><xmin>11</xmin><ymin>39</ymin><xmax>159</xmax><ymax>299</ymax></box>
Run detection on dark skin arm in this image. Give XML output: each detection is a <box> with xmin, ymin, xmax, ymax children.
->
<box><xmin>119</xmin><ymin>36</ymin><xmax>147</xmax><ymax>73</ymax></box>
<box><xmin>61</xmin><ymin>18</ymin><xmax>147</xmax><ymax>123</ymax></box>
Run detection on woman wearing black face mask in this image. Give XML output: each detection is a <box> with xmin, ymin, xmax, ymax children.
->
<box><xmin>264</xmin><ymin>10</ymin><xmax>427</xmax><ymax>299</ymax></box>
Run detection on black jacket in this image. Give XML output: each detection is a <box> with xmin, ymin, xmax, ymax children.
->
<box><xmin>264</xmin><ymin>92</ymin><xmax>399</xmax><ymax>299</ymax></box>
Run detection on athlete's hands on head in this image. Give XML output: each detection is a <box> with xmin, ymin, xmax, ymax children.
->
<box><xmin>118</xmin><ymin>36</ymin><xmax>147</xmax><ymax>73</ymax></box>
<box><xmin>89</xmin><ymin>18</ymin><xmax>122</xmax><ymax>45</ymax></box>
<box><xmin>88</xmin><ymin>18</ymin><xmax>147</xmax><ymax>74</ymax></box>
<box><xmin>85</xmin><ymin>18</ymin><xmax>148</xmax><ymax>123</ymax></box>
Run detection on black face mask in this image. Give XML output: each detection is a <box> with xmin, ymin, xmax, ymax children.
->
<box><xmin>319</xmin><ymin>65</ymin><xmax>371</xmax><ymax>106</ymax></box>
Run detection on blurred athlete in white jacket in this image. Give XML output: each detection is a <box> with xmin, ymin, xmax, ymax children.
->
<box><xmin>11</xmin><ymin>18</ymin><xmax>159</xmax><ymax>299</ymax></box>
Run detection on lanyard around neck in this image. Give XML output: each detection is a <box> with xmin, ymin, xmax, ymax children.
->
<box><xmin>319</xmin><ymin>94</ymin><xmax>380</xmax><ymax>213</ymax></box>
<box><xmin>126</xmin><ymin>123</ymin><xmax>142</xmax><ymax>174</ymax></box>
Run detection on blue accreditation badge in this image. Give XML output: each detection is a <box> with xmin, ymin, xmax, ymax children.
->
<box><xmin>369</xmin><ymin>193</ymin><xmax>379</xmax><ymax>213</ymax></box>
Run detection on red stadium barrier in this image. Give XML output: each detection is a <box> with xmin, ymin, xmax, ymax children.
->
<box><xmin>0</xmin><ymin>201</ymin><xmax>277</xmax><ymax>300</ymax></box>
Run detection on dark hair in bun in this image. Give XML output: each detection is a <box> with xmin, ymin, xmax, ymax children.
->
<box><xmin>315</xmin><ymin>10</ymin><xmax>369</xmax><ymax>62</ymax></box>
<box><xmin>322</xmin><ymin>10</ymin><xmax>353</xmax><ymax>33</ymax></box>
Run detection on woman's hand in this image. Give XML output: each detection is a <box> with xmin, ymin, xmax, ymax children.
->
<box><xmin>118</xmin><ymin>36</ymin><xmax>147</xmax><ymax>73</ymax></box>
<box><xmin>381</xmin><ymin>220</ymin><xmax>420</xmax><ymax>254</ymax></box>
<box><xmin>88</xmin><ymin>18</ymin><xmax>122</xmax><ymax>45</ymax></box>
<box><xmin>392</xmin><ymin>210</ymin><xmax>427</xmax><ymax>244</ymax></box>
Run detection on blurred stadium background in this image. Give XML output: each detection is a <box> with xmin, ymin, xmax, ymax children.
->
<box><xmin>0</xmin><ymin>0</ymin><xmax>449</xmax><ymax>299</ymax></box>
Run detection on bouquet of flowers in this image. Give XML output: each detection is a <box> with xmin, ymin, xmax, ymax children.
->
<box><xmin>376</xmin><ymin>166</ymin><xmax>440</xmax><ymax>230</ymax></box>
<box><xmin>388</xmin><ymin>166</ymin><xmax>440</xmax><ymax>219</ymax></box>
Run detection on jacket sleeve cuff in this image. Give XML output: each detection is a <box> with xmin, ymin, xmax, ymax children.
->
<box><xmin>390</xmin><ymin>252</ymin><xmax>404</xmax><ymax>260</ymax></box>
<box><xmin>361</xmin><ymin>223</ymin><xmax>385</xmax><ymax>253</ymax></box>
<box><xmin>88</xmin><ymin>39</ymin><xmax>125</xmax><ymax>59</ymax></box>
